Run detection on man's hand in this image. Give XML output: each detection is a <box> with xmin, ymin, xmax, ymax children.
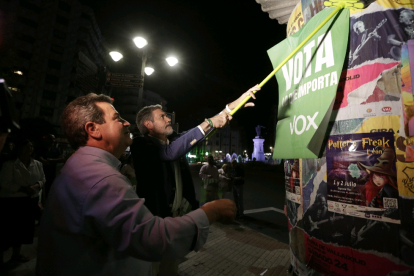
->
<box><xmin>200</xmin><ymin>199</ymin><xmax>237</xmax><ymax>224</ymax></box>
<box><xmin>209</xmin><ymin>112</ymin><xmax>232</xmax><ymax>128</ymax></box>
<box><xmin>30</xmin><ymin>183</ymin><xmax>41</xmax><ymax>191</ymax></box>
<box><xmin>227</xmin><ymin>85</ymin><xmax>260</xmax><ymax>111</ymax></box>
<box><xmin>198</xmin><ymin>85</ymin><xmax>259</xmax><ymax>133</ymax></box>
<box><xmin>19</xmin><ymin>186</ymin><xmax>36</xmax><ymax>196</ymax></box>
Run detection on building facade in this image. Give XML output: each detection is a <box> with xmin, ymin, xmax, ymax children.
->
<box><xmin>0</xmin><ymin>0</ymin><xmax>109</xmax><ymax>134</ymax></box>
<box><xmin>187</xmin><ymin>125</ymin><xmax>243</xmax><ymax>163</ymax></box>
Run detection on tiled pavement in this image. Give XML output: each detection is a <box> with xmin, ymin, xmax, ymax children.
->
<box><xmin>178</xmin><ymin>222</ymin><xmax>290</xmax><ymax>276</ymax></box>
<box><xmin>2</xmin><ymin>221</ymin><xmax>291</xmax><ymax>276</ymax></box>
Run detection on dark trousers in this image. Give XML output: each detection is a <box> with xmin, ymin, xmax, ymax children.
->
<box><xmin>232</xmin><ymin>185</ymin><xmax>244</xmax><ymax>217</ymax></box>
<box><xmin>206</xmin><ymin>183</ymin><xmax>219</xmax><ymax>203</ymax></box>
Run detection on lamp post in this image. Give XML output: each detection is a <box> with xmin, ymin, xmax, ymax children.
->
<box><xmin>137</xmin><ymin>49</ymin><xmax>149</xmax><ymax>109</ymax></box>
<box><xmin>109</xmin><ymin>36</ymin><xmax>178</xmax><ymax>110</ymax></box>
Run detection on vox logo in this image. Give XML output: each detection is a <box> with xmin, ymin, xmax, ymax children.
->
<box><xmin>289</xmin><ymin>112</ymin><xmax>319</xmax><ymax>135</ymax></box>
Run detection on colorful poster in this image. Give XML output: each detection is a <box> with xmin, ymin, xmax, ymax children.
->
<box><xmin>377</xmin><ymin>0</ymin><xmax>414</xmax><ymax>10</ymax></box>
<box><xmin>304</xmin><ymin>233</ymin><xmax>412</xmax><ymax>276</ymax></box>
<box><xmin>269</xmin><ymin>7</ymin><xmax>349</xmax><ymax>159</ymax></box>
<box><xmin>334</xmin><ymin>62</ymin><xmax>400</xmax><ymax>112</ymax></box>
<box><xmin>287</xmin><ymin>2</ymin><xmax>304</xmax><ymax>37</ymax></box>
<box><xmin>409</xmin><ymin>40</ymin><xmax>414</xmax><ymax>93</ymax></box>
<box><xmin>285</xmin><ymin>159</ymin><xmax>301</xmax><ymax>203</ymax></box>
<box><xmin>348</xmin><ymin>8</ymin><xmax>411</xmax><ymax>69</ymax></box>
<box><xmin>301</xmin><ymin>0</ymin><xmax>324</xmax><ymax>23</ymax></box>
<box><xmin>326</xmin><ymin>133</ymin><xmax>400</xmax><ymax>224</ymax></box>
<box><xmin>397</xmin><ymin>160</ymin><xmax>414</xmax><ymax>198</ymax></box>
<box><xmin>401</xmin><ymin>43</ymin><xmax>413</xmax><ymax>94</ymax></box>
<box><xmin>284</xmin><ymin>2</ymin><xmax>414</xmax><ymax>276</ymax></box>
<box><xmin>302</xmin><ymin>157</ymin><xmax>326</xmax><ymax>213</ymax></box>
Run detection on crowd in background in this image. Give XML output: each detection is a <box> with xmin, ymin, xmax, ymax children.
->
<box><xmin>0</xmin><ymin>133</ymin><xmax>67</xmax><ymax>266</ymax></box>
<box><xmin>199</xmin><ymin>155</ymin><xmax>246</xmax><ymax>219</ymax></box>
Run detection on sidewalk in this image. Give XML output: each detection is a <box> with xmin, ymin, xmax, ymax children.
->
<box><xmin>179</xmin><ymin>221</ymin><xmax>290</xmax><ymax>276</ymax></box>
<box><xmin>2</xmin><ymin>221</ymin><xmax>290</xmax><ymax>276</ymax></box>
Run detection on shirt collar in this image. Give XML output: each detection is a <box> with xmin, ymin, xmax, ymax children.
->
<box><xmin>15</xmin><ymin>158</ymin><xmax>34</xmax><ymax>168</ymax></box>
<box><xmin>77</xmin><ymin>146</ymin><xmax>121</xmax><ymax>170</ymax></box>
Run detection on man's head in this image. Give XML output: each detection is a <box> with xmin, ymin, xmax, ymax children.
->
<box><xmin>231</xmin><ymin>160</ymin><xmax>237</xmax><ymax>168</ymax></box>
<box><xmin>208</xmin><ymin>155</ymin><xmax>214</xmax><ymax>166</ymax></box>
<box><xmin>43</xmin><ymin>134</ymin><xmax>56</xmax><ymax>148</ymax></box>
<box><xmin>136</xmin><ymin>105</ymin><xmax>173</xmax><ymax>140</ymax></box>
<box><xmin>353</xmin><ymin>21</ymin><xmax>365</xmax><ymax>34</ymax></box>
<box><xmin>400</xmin><ymin>10</ymin><xmax>414</xmax><ymax>25</ymax></box>
<box><xmin>62</xmin><ymin>93</ymin><xmax>132</xmax><ymax>157</ymax></box>
<box><xmin>315</xmin><ymin>194</ymin><xmax>327</xmax><ymax>208</ymax></box>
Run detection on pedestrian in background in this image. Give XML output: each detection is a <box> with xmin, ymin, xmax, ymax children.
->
<box><xmin>231</xmin><ymin>160</ymin><xmax>245</xmax><ymax>219</ymax></box>
<box><xmin>35</xmin><ymin>134</ymin><xmax>65</xmax><ymax>200</ymax></box>
<box><xmin>0</xmin><ymin>139</ymin><xmax>45</xmax><ymax>264</ymax></box>
<box><xmin>200</xmin><ymin>155</ymin><xmax>220</xmax><ymax>203</ymax></box>
<box><xmin>218</xmin><ymin>163</ymin><xmax>232</xmax><ymax>199</ymax></box>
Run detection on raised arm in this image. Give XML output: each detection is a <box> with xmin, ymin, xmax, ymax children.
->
<box><xmin>155</xmin><ymin>85</ymin><xmax>260</xmax><ymax>161</ymax></box>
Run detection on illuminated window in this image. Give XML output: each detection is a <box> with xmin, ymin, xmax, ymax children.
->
<box><xmin>14</xmin><ymin>71</ymin><xmax>23</xmax><ymax>75</ymax></box>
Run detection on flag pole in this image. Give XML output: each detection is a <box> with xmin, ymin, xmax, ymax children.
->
<box><xmin>206</xmin><ymin>0</ymin><xmax>367</xmax><ymax>139</ymax></box>
<box><xmin>228</xmin><ymin>4</ymin><xmax>345</xmax><ymax>117</ymax></box>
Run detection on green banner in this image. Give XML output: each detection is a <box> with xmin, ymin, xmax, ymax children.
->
<box><xmin>268</xmin><ymin>8</ymin><xmax>349</xmax><ymax>159</ymax></box>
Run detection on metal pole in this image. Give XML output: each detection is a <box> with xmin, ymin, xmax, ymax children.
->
<box><xmin>138</xmin><ymin>49</ymin><xmax>147</xmax><ymax>110</ymax></box>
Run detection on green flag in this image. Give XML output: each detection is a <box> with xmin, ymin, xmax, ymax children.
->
<box><xmin>268</xmin><ymin>8</ymin><xmax>349</xmax><ymax>159</ymax></box>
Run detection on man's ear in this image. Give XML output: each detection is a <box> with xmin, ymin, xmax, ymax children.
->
<box><xmin>85</xmin><ymin>122</ymin><xmax>102</xmax><ymax>140</ymax></box>
<box><xmin>144</xmin><ymin>120</ymin><xmax>153</xmax><ymax>131</ymax></box>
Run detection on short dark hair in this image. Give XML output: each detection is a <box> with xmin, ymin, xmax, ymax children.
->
<box><xmin>136</xmin><ymin>104</ymin><xmax>162</xmax><ymax>135</ymax></box>
<box><xmin>61</xmin><ymin>93</ymin><xmax>113</xmax><ymax>150</ymax></box>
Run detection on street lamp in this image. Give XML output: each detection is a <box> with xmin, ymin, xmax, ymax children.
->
<box><xmin>166</xmin><ymin>57</ymin><xmax>178</xmax><ymax>66</ymax></box>
<box><xmin>144</xmin><ymin>67</ymin><xmax>154</xmax><ymax>76</ymax></box>
<box><xmin>133</xmin><ymin>37</ymin><xmax>148</xmax><ymax>48</ymax></box>
<box><xmin>109</xmin><ymin>36</ymin><xmax>179</xmax><ymax>110</ymax></box>
<box><xmin>109</xmin><ymin>51</ymin><xmax>123</xmax><ymax>61</ymax></box>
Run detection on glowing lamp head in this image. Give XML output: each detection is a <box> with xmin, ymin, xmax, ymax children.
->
<box><xmin>109</xmin><ymin>51</ymin><xmax>123</xmax><ymax>62</ymax></box>
<box><xmin>166</xmin><ymin>57</ymin><xmax>178</xmax><ymax>66</ymax></box>
<box><xmin>144</xmin><ymin>67</ymin><xmax>154</xmax><ymax>75</ymax></box>
<box><xmin>133</xmin><ymin>37</ymin><xmax>148</xmax><ymax>48</ymax></box>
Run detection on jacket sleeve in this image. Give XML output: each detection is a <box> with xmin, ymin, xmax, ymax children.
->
<box><xmin>84</xmin><ymin>174</ymin><xmax>209</xmax><ymax>262</ymax></box>
<box><xmin>158</xmin><ymin>128</ymin><xmax>205</xmax><ymax>161</ymax></box>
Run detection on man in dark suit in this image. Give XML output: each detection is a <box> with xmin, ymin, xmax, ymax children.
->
<box><xmin>130</xmin><ymin>85</ymin><xmax>259</xmax><ymax>275</ymax></box>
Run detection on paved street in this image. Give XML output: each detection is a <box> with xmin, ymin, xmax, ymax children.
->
<box><xmin>190</xmin><ymin>162</ymin><xmax>289</xmax><ymax>244</ymax></box>
<box><xmin>178</xmin><ymin>222</ymin><xmax>290</xmax><ymax>276</ymax></box>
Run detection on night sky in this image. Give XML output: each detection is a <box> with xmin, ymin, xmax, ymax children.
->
<box><xmin>80</xmin><ymin>0</ymin><xmax>286</xmax><ymax>150</ymax></box>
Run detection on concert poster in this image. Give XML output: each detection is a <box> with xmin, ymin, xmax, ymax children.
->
<box><xmin>304</xmin><ymin>231</ymin><xmax>413</xmax><ymax>276</ymax></box>
<box><xmin>301</xmin><ymin>0</ymin><xmax>324</xmax><ymax>23</ymax></box>
<box><xmin>286</xmin><ymin>1</ymin><xmax>303</xmax><ymax>37</ymax></box>
<box><xmin>326</xmin><ymin>133</ymin><xmax>400</xmax><ymax>224</ymax></box>
<box><xmin>409</xmin><ymin>40</ymin><xmax>414</xmax><ymax>94</ymax></box>
<box><xmin>349</xmin><ymin>9</ymin><xmax>409</xmax><ymax>69</ymax></box>
<box><xmin>285</xmin><ymin>159</ymin><xmax>301</xmax><ymax>204</ymax></box>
